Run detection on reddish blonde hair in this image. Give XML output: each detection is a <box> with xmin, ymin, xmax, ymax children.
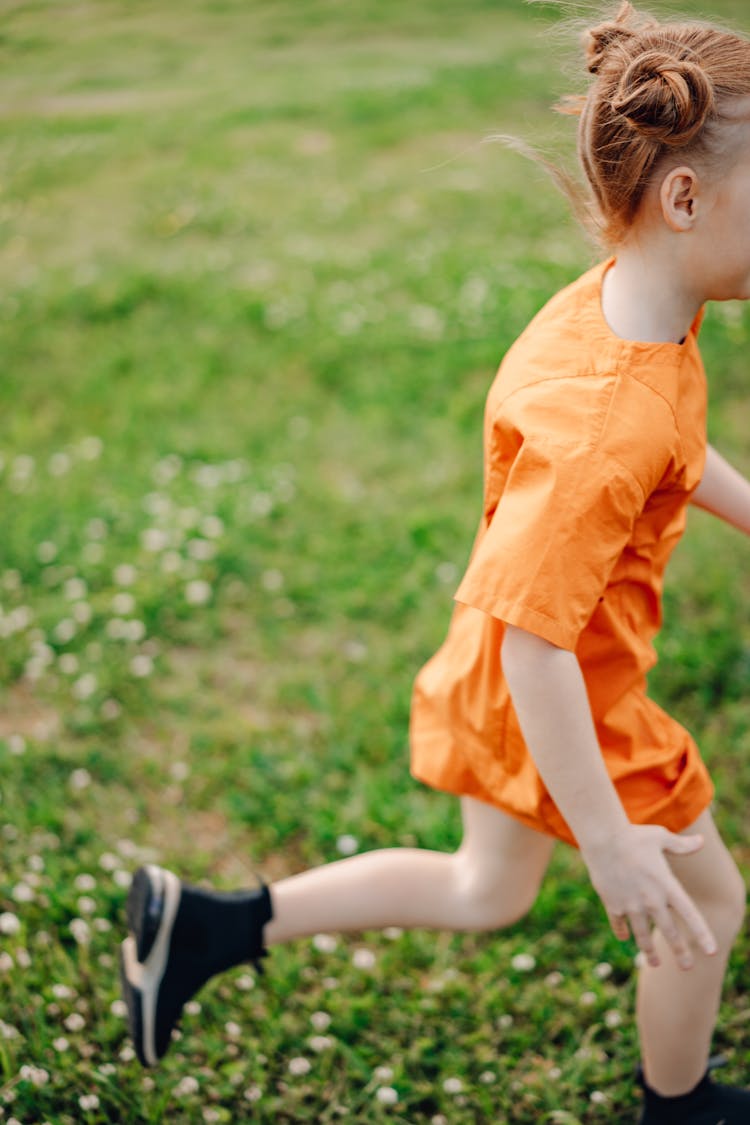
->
<box><xmin>555</xmin><ymin>2</ymin><xmax>750</xmax><ymax>245</ymax></box>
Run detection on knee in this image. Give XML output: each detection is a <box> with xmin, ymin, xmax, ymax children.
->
<box><xmin>449</xmin><ymin>848</ymin><xmax>541</xmax><ymax>932</ymax></box>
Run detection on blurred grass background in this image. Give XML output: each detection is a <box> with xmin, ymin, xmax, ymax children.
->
<box><xmin>0</xmin><ymin>1</ymin><xmax>748</xmax><ymax>1121</ymax></box>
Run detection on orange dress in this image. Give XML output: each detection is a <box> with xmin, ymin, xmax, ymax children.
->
<box><xmin>409</xmin><ymin>257</ymin><xmax>715</xmax><ymax>847</ymax></box>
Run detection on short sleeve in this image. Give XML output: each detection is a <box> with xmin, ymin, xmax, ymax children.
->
<box><xmin>453</xmin><ymin>439</ymin><xmax>645</xmax><ymax>651</ymax></box>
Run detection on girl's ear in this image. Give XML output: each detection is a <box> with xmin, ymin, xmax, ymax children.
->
<box><xmin>659</xmin><ymin>166</ymin><xmax>700</xmax><ymax>232</ymax></box>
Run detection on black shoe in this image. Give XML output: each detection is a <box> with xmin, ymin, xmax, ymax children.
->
<box><xmin>638</xmin><ymin>1065</ymin><xmax>750</xmax><ymax>1124</ymax></box>
<box><xmin>119</xmin><ymin>864</ymin><xmax>272</xmax><ymax>1067</ymax></box>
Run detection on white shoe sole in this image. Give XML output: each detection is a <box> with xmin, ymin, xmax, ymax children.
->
<box><xmin>120</xmin><ymin>864</ymin><xmax>181</xmax><ymax>1066</ymax></box>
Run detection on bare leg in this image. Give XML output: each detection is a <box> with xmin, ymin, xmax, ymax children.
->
<box><xmin>637</xmin><ymin>809</ymin><xmax>747</xmax><ymax>1096</ymax></box>
<box><xmin>263</xmin><ymin>795</ymin><xmax>555</xmax><ymax>944</ymax></box>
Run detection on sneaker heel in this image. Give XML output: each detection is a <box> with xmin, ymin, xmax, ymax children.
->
<box><xmin>126</xmin><ymin>865</ymin><xmax>167</xmax><ymax>964</ymax></box>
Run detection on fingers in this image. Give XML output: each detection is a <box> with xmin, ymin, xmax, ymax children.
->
<box><xmin>607</xmin><ymin>911</ymin><xmax>630</xmax><ymax>942</ymax></box>
<box><xmin>627</xmin><ymin>911</ymin><xmax>660</xmax><ymax>968</ymax></box>
<box><xmin>662</xmin><ymin>831</ymin><xmax>704</xmax><ymax>855</ymax></box>
<box><xmin>666</xmin><ymin>882</ymin><xmax>718</xmax><ymax>958</ymax></box>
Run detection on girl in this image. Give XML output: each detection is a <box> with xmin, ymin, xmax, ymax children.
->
<box><xmin>120</xmin><ymin>4</ymin><xmax>749</xmax><ymax>1121</ymax></box>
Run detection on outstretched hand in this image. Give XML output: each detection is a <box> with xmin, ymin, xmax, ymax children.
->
<box><xmin>581</xmin><ymin>825</ymin><xmax>718</xmax><ymax>970</ymax></box>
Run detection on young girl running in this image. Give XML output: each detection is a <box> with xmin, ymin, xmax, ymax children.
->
<box><xmin>120</xmin><ymin>3</ymin><xmax>749</xmax><ymax>1120</ymax></box>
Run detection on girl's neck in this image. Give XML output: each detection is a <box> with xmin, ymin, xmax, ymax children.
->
<box><xmin>601</xmin><ymin>244</ymin><xmax>703</xmax><ymax>346</ymax></box>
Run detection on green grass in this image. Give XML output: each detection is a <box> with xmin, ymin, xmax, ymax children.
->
<box><xmin>1</xmin><ymin>1</ymin><xmax>749</xmax><ymax>1121</ymax></box>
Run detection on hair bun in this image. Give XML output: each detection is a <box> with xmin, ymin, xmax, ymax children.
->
<box><xmin>610</xmin><ymin>49</ymin><xmax>715</xmax><ymax>146</ymax></box>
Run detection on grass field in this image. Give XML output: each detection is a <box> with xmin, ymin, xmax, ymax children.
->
<box><xmin>1</xmin><ymin>1</ymin><xmax>749</xmax><ymax>1121</ymax></box>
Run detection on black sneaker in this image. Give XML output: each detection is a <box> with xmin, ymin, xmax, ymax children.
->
<box><xmin>119</xmin><ymin>864</ymin><xmax>272</xmax><ymax>1066</ymax></box>
<box><xmin>638</xmin><ymin>1066</ymin><xmax>750</xmax><ymax>1124</ymax></box>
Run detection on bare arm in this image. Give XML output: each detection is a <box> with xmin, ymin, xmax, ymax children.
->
<box><xmin>501</xmin><ymin>624</ymin><xmax>717</xmax><ymax>968</ymax></box>
<box><xmin>691</xmin><ymin>443</ymin><xmax>750</xmax><ymax>534</ymax></box>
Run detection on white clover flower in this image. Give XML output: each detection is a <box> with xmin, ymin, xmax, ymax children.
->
<box><xmin>69</xmin><ymin>768</ymin><xmax>92</xmax><ymax>791</ymax></box>
<box><xmin>12</xmin><ymin>882</ymin><xmax>33</xmax><ymax>903</ymax></box>
<box><xmin>187</xmin><ymin>538</ymin><xmax>216</xmax><ymax>561</ymax></box>
<box><xmin>497</xmin><ymin>1014</ymin><xmax>513</xmax><ymax>1029</ymax></box>
<box><xmin>310</xmin><ymin>1010</ymin><xmax>332</xmax><ymax>1031</ymax></box>
<box><xmin>261</xmin><ymin>568</ymin><xmax>283</xmax><ymax>592</ymax></box>
<box><xmin>76</xmin><ymin>896</ymin><xmax>96</xmax><ymax>915</ymax></box>
<box><xmin>161</xmin><ymin>550</ymin><xmax>182</xmax><ymax>573</ymax></box>
<box><xmin>312</xmin><ymin>934</ymin><xmax>338</xmax><ymax>954</ymax></box>
<box><xmin>99</xmin><ymin>1063</ymin><xmax>117</xmax><ymax>1077</ymax></box>
<box><xmin>594</xmin><ymin>961</ymin><xmax>613</xmax><ymax>980</ymax></box>
<box><xmin>64</xmin><ymin>1012</ymin><xmax>86</xmax><ymax>1032</ymax></box>
<box><xmin>111</xmin><ymin>592</ymin><xmax>135</xmax><ymax>615</ymax></box>
<box><xmin>59</xmin><ymin>653</ymin><xmax>79</xmax><ymax>675</ymax></box>
<box><xmin>119</xmin><ymin>1045</ymin><xmax>135</xmax><ymax>1062</ymax></box>
<box><xmin>109</xmin><ymin>999</ymin><xmax>127</xmax><ymax>1019</ymax></box>
<box><xmin>511</xmin><ymin>952</ymin><xmax>536</xmax><ymax>972</ymax></box>
<box><xmin>20</xmin><ymin>1064</ymin><xmax>49</xmax><ymax>1087</ymax></box>
<box><xmin>52</xmin><ymin>983</ymin><xmax>75</xmax><ymax>1000</ymax></box>
<box><xmin>185</xmin><ymin>579</ymin><xmax>212</xmax><ymax>605</ymax></box>
<box><xmin>93</xmin><ymin>917</ymin><xmax>111</xmax><ymax>933</ymax></box>
<box><xmin>185</xmin><ymin>1000</ymin><xmax>201</xmax><ymax>1016</ymax></box>
<box><xmin>98</xmin><ymin>851</ymin><xmax>119</xmax><ymax>871</ymax></box>
<box><xmin>336</xmin><ymin>834</ymin><xmax>358</xmax><ymax>856</ymax></box>
<box><xmin>0</xmin><ymin>911</ymin><xmax>20</xmax><ymax>935</ymax></box>
<box><xmin>64</xmin><ymin>577</ymin><xmax>88</xmax><ymax>601</ymax></box>
<box><xmin>352</xmin><ymin>948</ymin><xmax>376</xmax><ymax>970</ymax></box>
<box><xmin>86</xmin><ymin>518</ymin><xmax>107</xmax><ymax>540</ymax></box>
<box><xmin>130</xmin><ymin>653</ymin><xmax>153</xmax><ymax>678</ymax></box>
<box><xmin>409</xmin><ymin>304</ymin><xmax>444</xmax><ymax>339</ymax></box>
<box><xmin>288</xmin><ymin>1056</ymin><xmax>311</xmax><ymax>1076</ymax></box>
<box><xmin>243</xmin><ymin>1084</ymin><xmax>262</xmax><ymax>1103</ymax></box>
<box><xmin>443</xmin><ymin>1077</ymin><xmax>463</xmax><ymax>1094</ymax></box>
<box><xmin>203</xmin><ymin>1110</ymin><xmax>221</xmax><ymax>1124</ymax></box>
<box><xmin>53</xmin><ymin>1037</ymin><xmax>70</xmax><ymax>1051</ymax></box>
<box><xmin>0</xmin><ymin>1020</ymin><xmax>19</xmax><ymax>1039</ymax></box>
<box><xmin>37</xmin><ymin>541</ymin><xmax>58</xmax><ymax>563</ymax></box>
<box><xmin>549</xmin><ymin>1066</ymin><xmax>562</xmax><ymax>1080</ymax></box>
<box><xmin>113</xmin><ymin>869</ymin><xmax>132</xmax><ymax>888</ymax></box>
<box><xmin>480</xmin><ymin>1071</ymin><xmax>496</xmax><ymax>1084</ymax></box>
<box><xmin>79</xmin><ymin>1093</ymin><xmax>100</xmax><ymax>1111</ymax></box>
<box><xmin>249</xmin><ymin>492</ymin><xmax>273</xmax><ymax>517</ymax></box>
<box><xmin>101</xmin><ymin>698</ymin><xmax>122</xmax><ymax>721</ymax></box>
<box><xmin>12</xmin><ymin>454</ymin><xmax>35</xmax><ymax>477</ymax></box>
<box><xmin>113</xmin><ymin>564</ymin><xmax>137</xmax><ymax>586</ymax></box>
<box><xmin>69</xmin><ymin>918</ymin><xmax>91</xmax><ymax>945</ymax></box>
<box><xmin>141</xmin><ymin>528</ymin><xmax>170</xmax><ymax>552</ymax></box>
<box><xmin>590</xmin><ymin>1091</ymin><xmax>607</xmax><ymax>1105</ymax></box>
<box><xmin>79</xmin><ymin>436</ymin><xmax>103</xmax><ymax>460</ymax></box>
<box><xmin>224</xmin><ymin>1021</ymin><xmax>242</xmax><ymax>1040</ymax></box>
<box><xmin>15</xmin><ymin>949</ymin><xmax>30</xmax><ymax>969</ymax></box>
<box><xmin>82</xmin><ymin>542</ymin><xmax>104</xmax><ymax>564</ymax></box>
<box><xmin>152</xmin><ymin>455</ymin><xmax>182</xmax><ymax>485</ymax></box>
<box><xmin>308</xmin><ymin>1035</ymin><xmax>333</xmax><ymax>1052</ymax></box>
<box><xmin>72</xmin><ymin>601</ymin><xmax>92</xmax><ymax>625</ymax></box>
<box><xmin>53</xmin><ymin>619</ymin><xmax>76</xmax><ymax>644</ymax></box>
<box><xmin>374</xmin><ymin>1065</ymin><xmax>394</xmax><ymax>1082</ymax></box>
<box><xmin>604</xmin><ymin>1009</ymin><xmax>622</xmax><ymax>1028</ymax></box>
<box><xmin>0</xmin><ymin>952</ymin><xmax>14</xmax><ymax>971</ymax></box>
<box><xmin>105</xmin><ymin>617</ymin><xmax>127</xmax><ymax>640</ymax></box>
<box><xmin>72</xmin><ymin>674</ymin><xmax>97</xmax><ymax>700</ymax></box>
<box><xmin>2</xmin><ymin>569</ymin><xmax>21</xmax><ymax>590</ymax></box>
<box><xmin>235</xmin><ymin>973</ymin><xmax>255</xmax><ymax>991</ymax></box>
<box><xmin>376</xmin><ymin>1086</ymin><xmax>399</xmax><ymax>1105</ymax></box>
<box><xmin>74</xmin><ymin>873</ymin><xmax>97</xmax><ymax>891</ymax></box>
<box><xmin>579</xmin><ymin>991</ymin><xmax>597</xmax><ymax>1007</ymax></box>
<box><xmin>200</xmin><ymin>515</ymin><xmax>224</xmax><ymax>539</ymax></box>
<box><xmin>173</xmin><ymin>1075</ymin><xmax>200</xmax><ymax>1097</ymax></box>
<box><xmin>545</xmin><ymin>970</ymin><xmax>564</xmax><ymax>987</ymax></box>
